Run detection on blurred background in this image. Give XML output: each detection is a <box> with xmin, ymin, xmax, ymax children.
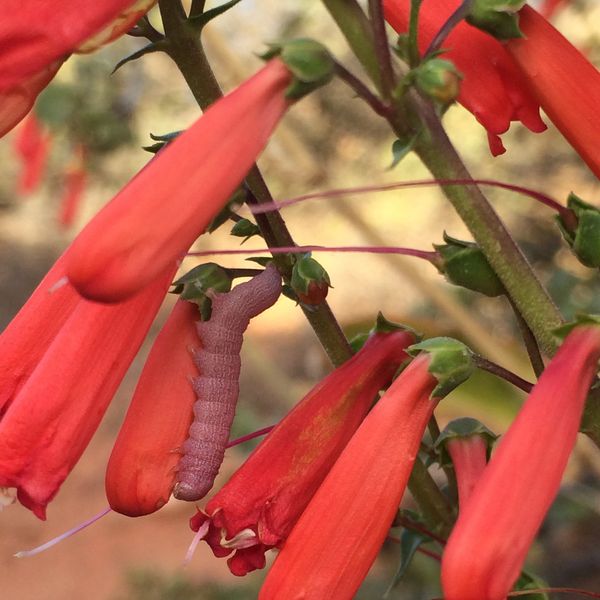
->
<box><xmin>1</xmin><ymin>0</ymin><xmax>600</xmax><ymax>598</ymax></box>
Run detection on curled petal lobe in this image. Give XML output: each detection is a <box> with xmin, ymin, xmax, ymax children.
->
<box><xmin>383</xmin><ymin>0</ymin><xmax>546</xmax><ymax>155</ymax></box>
<box><xmin>191</xmin><ymin>328</ymin><xmax>416</xmax><ymax>575</ymax></box>
<box><xmin>259</xmin><ymin>355</ymin><xmax>439</xmax><ymax>600</ymax></box>
<box><xmin>66</xmin><ymin>59</ymin><xmax>293</xmax><ymax>302</ymax></box>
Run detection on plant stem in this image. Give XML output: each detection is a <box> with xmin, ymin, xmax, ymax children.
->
<box><xmin>424</xmin><ymin>0</ymin><xmax>473</xmax><ymax>57</ymax></box>
<box><xmin>408</xmin><ymin>0</ymin><xmax>423</xmax><ymax>67</ymax></box>
<box><xmin>508</xmin><ymin>296</ymin><xmax>546</xmax><ymax>377</ymax></box>
<box><xmin>158</xmin><ymin>0</ymin><xmax>352</xmax><ymax>366</ymax></box>
<box><xmin>408</xmin><ymin>458</ymin><xmax>454</xmax><ymax>537</ymax></box>
<box><xmin>322</xmin><ymin>0</ymin><xmax>564</xmax><ymax>356</ymax></box>
<box><xmin>368</xmin><ymin>0</ymin><xmax>395</xmax><ymax>100</ymax></box>
<box><xmin>472</xmin><ymin>355</ymin><xmax>534</xmax><ymax>393</ymax></box>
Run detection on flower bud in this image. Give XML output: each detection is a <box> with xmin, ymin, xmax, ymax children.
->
<box><xmin>434</xmin><ymin>233</ymin><xmax>505</xmax><ymax>297</ymax></box>
<box><xmin>290</xmin><ymin>255</ymin><xmax>332</xmax><ymax>305</ymax></box>
<box><xmin>415</xmin><ymin>59</ymin><xmax>462</xmax><ymax>105</ymax></box>
<box><xmin>556</xmin><ymin>193</ymin><xmax>600</xmax><ymax>269</ymax></box>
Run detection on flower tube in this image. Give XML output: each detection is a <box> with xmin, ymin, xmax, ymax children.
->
<box><xmin>0</xmin><ymin>267</ymin><xmax>174</xmax><ymax>519</ymax></box>
<box><xmin>66</xmin><ymin>59</ymin><xmax>293</xmax><ymax>302</ymax></box>
<box><xmin>259</xmin><ymin>354</ymin><xmax>439</xmax><ymax>600</ymax></box>
<box><xmin>383</xmin><ymin>0</ymin><xmax>546</xmax><ymax>155</ymax></box>
<box><xmin>506</xmin><ymin>5</ymin><xmax>600</xmax><ymax>180</ymax></box>
<box><xmin>0</xmin><ymin>1</ymin><xmax>155</xmax><ymax>136</ymax></box>
<box><xmin>190</xmin><ymin>326</ymin><xmax>416</xmax><ymax>575</ymax></box>
<box><xmin>105</xmin><ymin>299</ymin><xmax>200</xmax><ymax>517</ymax></box>
<box><xmin>15</xmin><ymin>113</ymin><xmax>51</xmax><ymax>194</ymax></box>
<box><xmin>0</xmin><ymin>253</ymin><xmax>79</xmax><ymax>415</ymax></box>
<box><xmin>441</xmin><ymin>324</ymin><xmax>600</xmax><ymax>600</ymax></box>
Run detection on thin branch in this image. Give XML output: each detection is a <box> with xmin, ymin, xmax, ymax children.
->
<box><xmin>472</xmin><ymin>355</ymin><xmax>534</xmax><ymax>394</ymax></box>
<box><xmin>425</xmin><ymin>0</ymin><xmax>474</xmax><ymax>57</ymax></box>
<box><xmin>368</xmin><ymin>0</ymin><xmax>395</xmax><ymax>99</ymax></box>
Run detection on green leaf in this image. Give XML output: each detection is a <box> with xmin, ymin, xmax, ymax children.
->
<box><xmin>112</xmin><ymin>40</ymin><xmax>168</xmax><ymax>74</ymax></box>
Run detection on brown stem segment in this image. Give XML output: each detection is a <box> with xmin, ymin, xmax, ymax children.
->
<box><xmin>157</xmin><ymin>0</ymin><xmax>352</xmax><ymax>367</ymax></box>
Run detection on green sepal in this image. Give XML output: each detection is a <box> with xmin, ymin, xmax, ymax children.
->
<box><xmin>466</xmin><ymin>0</ymin><xmax>525</xmax><ymax>39</ymax></box>
<box><xmin>172</xmin><ymin>263</ymin><xmax>232</xmax><ymax>303</ymax></box>
<box><xmin>112</xmin><ymin>40</ymin><xmax>168</xmax><ymax>74</ymax></box>
<box><xmin>188</xmin><ymin>0</ymin><xmax>243</xmax><ymax>29</ymax></box>
<box><xmin>261</xmin><ymin>39</ymin><xmax>335</xmax><ymax>100</ymax></box>
<box><xmin>142</xmin><ymin>130</ymin><xmax>183</xmax><ymax>154</ymax></box>
<box><xmin>434</xmin><ymin>233</ymin><xmax>505</xmax><ymax>297</ymax></box>
<box><xmin>383</xmin><ymin>528</ymin><xmax>429</xmax><ymax>597</ymax></box>
<box><xmin>552</xmin><ymin>314</ymin><xmax>600</xmax><ymax>342</ymax></box>
<box><xmin>414</xmin><ymin>58</ymin><xmax>462</xmax><ymax>105</ymax></box>
<box><xmin>435</xmin><ymin>417</ymin><xmax>497</xmax><ymax>467</ymax></box>
<box><xmin>349</xmin><ymin>332</ymin><xmax>370</xmax><ymax>354</ymax></box>
<box><xmin>513</xmin><ymin>570</ymin><xmax>549</xmax><ymax>600</ymax></box>
<box><xmin>407</xmin><ymin>337</ymin><xmax>475</xmax><ymax>397</ymax></box>
<box><xmin>245</xmin><ymin>256</ymin><xmax>273</xmax><ymax>267</ymax></box>
<box><xmin>556</xmin><ymin>192</ymin><xmax>600</xmax><ymax>268</ymax></box>
<box><xmin>230</xmin><ymin>218</ymin><xmax>261</xmax><ymax>243</ymax></box>
<box><xmin>372</xmin><ymin>312</ymin><xmax>422</xmax><ymax>340</ymax></box>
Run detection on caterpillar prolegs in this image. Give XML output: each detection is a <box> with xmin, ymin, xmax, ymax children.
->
<box><xmin>174</xmin><ymin>263</ymin><xmax>281</xmax><ymax>501</ymax></box>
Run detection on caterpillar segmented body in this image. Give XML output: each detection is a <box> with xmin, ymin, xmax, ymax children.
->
<box><xmin>174</xmin><ymin>263</ymin><xmax>281</xmax><ymax>501</ymax></box>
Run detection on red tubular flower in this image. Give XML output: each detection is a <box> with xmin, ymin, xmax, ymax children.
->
<box><xmin>189</xmin><ymin>327</ymin><xmax>416</xmax><ymax>576</ymax></box>
<box><xmin>14</xmin><ymin>113</ymin><xmax>52</xmax><ymax>195</ymax></box>
<box><xmin>106</xmin><ymin>299</ymin><xmax>199</xmax><ymax>517</ymax></box>
<box><xmin>0</xmin><ymin>267</ymin><xmax>174</xmax><ymax>519</ymax></box>
<box><xmin>506</xmin><ymin>5</ymin><xmax>600</xmax><ymax>180</ymax></box>
<box><xmin>383</xmin><ymin>0</ymin><xmax>546</xmax><ymax>155</ymax></box>
<box><xmin>65</xmin><ymin>59</ymin><xmax>293</xmax><ymax>302</ymax></box>
<box><xmin>58</xmin><ymin>145</ymin><xmax>87</xmax><ymax>228</ymax></box>
<box><xmin>0</xmin><ymin>253</ymin><xmax>79</xmax><ymax>415</ymax></box>
<box><xmin>0</xmin><ymin>62</ymin><xmax>61</xmax><ymax>138</ymax></box>
<box><xmin>441</xmin><ymin>325</ymin><xmax>600</xmax><ymax>600</ymax></box>
<box><xmin>259</xmin><ymin>354</ymin><xmax>439</xmax><ymax>600</ymax></box>
<box><xmin>447</xmin><ymin>434</ymin><xmax>488</xmax><ymax>508</ymax></box>
<box><xmin>0</xmin><ymin>1</ymin><xmax>155</xmax><ymax>136</ymax></box>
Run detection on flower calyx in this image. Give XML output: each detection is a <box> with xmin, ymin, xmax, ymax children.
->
<box><xmin>435</xmin><ymin>417</ymin><xmax>497</xmax><ymax>468</ymax></box>
<box><xmin>290</xmin><ymin>254</ymin><xmax>332</xmax><ymax>305</ymax></box>
<box><xmin>407</xmin><ymin>337</ymin><xmax>475</xmax><ymax>397</ymax></box>
<box><xmin>466</xmin><ymin>0</ymin><xmax>527</xmax><ymax>40</ymax></box>
<box><xmin>261</xmin><ymin>39</ymin><xmax>335</xmax><ymax>100</ymax></box>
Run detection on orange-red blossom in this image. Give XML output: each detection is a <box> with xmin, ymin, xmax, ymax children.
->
<box><xmin>106</xmin><ymin>299</ymin><xmax>200</xmax><ymax>517</ymax></box>
<box><xmin>190</xmin><ymin>328</ymin><xmax>415</xmax><ymax>576</ymax></box>
<box><xmin>0</xmin><ymin>0</ymin><xmax>155</xmax><ymax>136</ymax></box>
<box><xmin>441</xmin><ymin>324</ymin><xmax>600</xmax><ymax>600</ymax></box>
<box><xmin>0</xmin><ymin>265</ymin><xmax>174</xmax><ymax>519</ymax></box>
<box><xmin>506</xmin><ymin>5</ymin><xmax>600</xmax><ymax>181</ymax></box>
<box><xmin>383</xmin><ymin>0</ymin><xmax>546</xmax><ymax>156</ymax></box>
<box><xmin>259</xmin><ymin>354</ymin><xmax>439</xmax><ymax>599</ymax></box>
<box><xmin>66</xmin><ymin>59</ymin><xmax>293</xmax><ymax>302</ymax></box>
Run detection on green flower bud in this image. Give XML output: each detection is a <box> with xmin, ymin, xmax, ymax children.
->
<box><xmin>556</xmin><ymin>193</ymin><xmax>600</xmax><ymax>268</ymax></box>
<box><xmin>415</xmin><ymin>59</ymin><xmax>462</xmax><ymax>105</ymax></box>
<box><xmin>231</xmin><ymin>218</ymin><xmax>261</xmax><ymax>243</ymax></box>
<box><xmin>290</xmin><ymin>255</ymin><xmax>332</xmax><ymax>305</ymax></box>
<box><xmin>173</xmin><ymin>263</ymin><xmax>233</xmax><ymax>303</ymax></box>
<box><xmin>434</xmin><ymin>233</ymin><xmax>505</xmax><ymax>297</ymax></box>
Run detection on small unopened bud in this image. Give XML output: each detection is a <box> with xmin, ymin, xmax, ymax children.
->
<box><xmin>556</xmin><ymin>193</ymin><xmax>600</xmax><ymax>268</ymax></box>
<box><xmin>290</xmin><ymin>255</ymin><xmax>332</xmax><ymax>305</ymax></box>
<box><xmin>415</xmin><ymin>59</ymin><xmax>462</xmax><ymax>105</ymax></box>
<box><xmin>434</xmin><ymin>233</ymin><xmax>505</xmax><ymax>297</ymax></box>
<box><xmin>435</xmin><ymin>417</ymin><xmax>497</xmax><ymax>507</ymax></box>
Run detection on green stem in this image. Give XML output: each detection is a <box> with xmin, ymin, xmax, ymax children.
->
<box><xmin>321</xmin><ymin>0</ymin><xmax>382</xmax><ymax>92</ymax></box>
<box><xmin>411</xmin><ymin>106</ymin><xmax>563</xmax><ymax>356</ymax></box>
<box><xmin>408</xmin><ymin>458</ymin><xmax>454</xmax><ymax>537</ymax></box>
<box><xmin>408</xmin><ymin>0</ymin><xmax>423</xmax><ymax>67</ymax></box>
<box><xmin>158</xmin><ymin>0</ymin><xmax>352</xmax><ymax>367</ymax></box>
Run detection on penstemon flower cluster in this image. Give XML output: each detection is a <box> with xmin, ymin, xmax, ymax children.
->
<box><xmin>1</xmin><ymin>0</ymin><xmax>600</xmax><ymax>598</ymax></box>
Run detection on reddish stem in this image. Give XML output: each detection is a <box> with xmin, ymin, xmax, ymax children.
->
<box><xmin>250</xmin><ymin>178</ymin><xmax>576</xmax><ymax>228</ymax></box>
<box><xmin>226</xmin><ymin>425</ymin><xmax>274</xmax><ymax>449</ymax></box>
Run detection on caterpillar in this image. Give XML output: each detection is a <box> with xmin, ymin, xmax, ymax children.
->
<box><xmin>174</xmin><ymin>263</ymin><xmax>282</xmax><ymax>501</ymax></box>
